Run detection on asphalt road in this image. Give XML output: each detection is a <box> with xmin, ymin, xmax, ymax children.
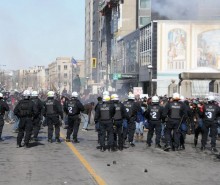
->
<box><xmin>0</xmin><ymin>122</ymin><xmax>220</xmax><ymax>185</ymax></box>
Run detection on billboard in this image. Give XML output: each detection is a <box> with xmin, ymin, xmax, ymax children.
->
<box><xmin>156</xmin><ymin>21</ymin><xmax>220</xmax><ymax>96</ymax></box>
<box><xmin>157</xmin><ymin>21</ymin><xmax>220</xmax><ymax>72</ymax></box>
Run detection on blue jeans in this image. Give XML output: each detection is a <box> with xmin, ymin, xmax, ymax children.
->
<box><xmin>135</xmin><ymin>121</ymin><xmax>144</xmax><ymax>134</ymax></box>
<box><xmin>81</xmin><ymin>113</ymin><xmax>89</xmax><ymax>129</ymax></box>
<box><xmin>8</xmin><ymin>110</ymin><xmax>14</xmax><ymax>121</ymax></box>
<box><xmin>13</xmin><ymin>116</ymin><xmax>20</xmax><ymax>130</ymax></box>
<box><xmin>161</xmin><ymin>123</ymin><xmax>165</xmax><ymax>137</ymax></box>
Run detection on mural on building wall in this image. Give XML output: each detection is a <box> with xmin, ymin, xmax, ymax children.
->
<box><xmin>167</xmin><ymin>29</ymin><xmax>186</xmax><ymax>70</ymax></box>
<box><xmin>197</xmin><ymin>30</ymin><xmax>220</xmax><ymax>69</ymax></box>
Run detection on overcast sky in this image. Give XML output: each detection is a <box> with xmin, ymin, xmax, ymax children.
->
<box><xmin>0</xmin><ymin>0</ymin><xmax>85</xmax><ymax>70</ymax></box>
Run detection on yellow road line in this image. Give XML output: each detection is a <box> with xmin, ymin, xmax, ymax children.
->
<box><xmin>60</xmin><ymin>133</ymin><xmax>107</xmax><ymax>185</ymax></box>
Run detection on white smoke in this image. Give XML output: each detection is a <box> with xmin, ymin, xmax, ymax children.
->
<box><xmin>152</xmin><ymin>0</ymin><xmax>220</xmax><ymax>20</ymax></box>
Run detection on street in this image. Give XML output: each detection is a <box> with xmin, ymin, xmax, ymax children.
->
<box><xmin>0</xmin><ymin>123</ymin><xmax>220</xmax><ymax>185</ymax></box>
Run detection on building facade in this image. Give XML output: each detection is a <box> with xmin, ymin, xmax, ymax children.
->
<box><xmin>85</xmin><ymin>0</ymin><xmax>142</xmax><ymax>93</ymax></box>
<box><xmin>48</xmin><ymin>57</ymin><xmax>73</xmax><ymax>93</ymax></box>
<box><xmin>48</xmin><ymin>57</ymin><xmax>85</xmax><ymax>94</ymax></box>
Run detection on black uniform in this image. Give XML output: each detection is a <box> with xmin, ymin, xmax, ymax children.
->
<box><xmin>31</xmin><ymin>97</ymin><xmax>44</xmax><ymax>140</ymax></box>
<box><xmin>94</xmin><ymin>98</ymin><xmax>103</xmax><ymax>146</ymax></box>
<box><xmin>162</xmin><ymin>100</ymin><xmax>187</xmax><ymax>150</ymax></box>
<box><xmin>199</xmin><ymin>102</ymin><xmax>220</xmax><ymax>150</ymax></box>
<box><xmin>145</xmin><ymin>103</ymin><xmax>163</xmax><ymax>147</ymax></box>
<box><xmin>112</xmin><ymin>100</ymin><xmax>128</xmax><ymax>150</ymax></box>
<box><xmin>192</xmin><ymin>102</ymin><xmax>203</xmax><ymax>147</ymax></box>
<box><xmin>94</xmin><ymin>101</ymin><xmax>115</xmax><ymax>151</ymax></box>
<box><xmin>14</xmin><ymin>98</ymin><xmax>37</xmax><ymax>147</ymax></box>
<box><xmin>43</xmin><ymin>97</ymin><xmax>63</xmax><ymax>142</ymax></box>
<box><xmin>123</xmin><ymin>99</ymin><xmax>142</xmax><ymax>146</ymax></box>
<box><xmin>64</xmin><ymin>97</ymin><xmax>84</xmax><ymax>142</ymax></box>
<box><xmin>179</xmin><ymin>100</ymin><xmax>192</xmax><ymax>149</ymax></box>
<box><xmin>0</xmin><ymin>98</ymin><xmax>9</xmax><ymax>140</ymax></box>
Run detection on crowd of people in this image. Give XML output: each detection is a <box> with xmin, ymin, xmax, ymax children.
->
<box><xmin>0</xmin><ymin>89</ymin><xmax>219</xmax><ymax>158</ymax></box>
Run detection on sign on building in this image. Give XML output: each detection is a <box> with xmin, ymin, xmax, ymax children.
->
<box><xmin>133</xmin><ymin>87</ymin><xmax>143</xmax><ymax>95</ymax></box>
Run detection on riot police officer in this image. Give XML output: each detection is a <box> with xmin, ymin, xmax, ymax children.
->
<box><xmin>14</xmin><ymin>90</ymin><xmax>37</xmax><ymax>147</ymax></box>
<box><xmin>31</xmin><ymin>91</ymin><xmax>44</xmax><ymax>141</ymax></box>
<box><xmin>145</xmin><ymin>96</ymin><xmax>164</xmax><ymax>148</ymax></box>
<box><xmin>123</xmin><ymin>93</ymin><xmax>142</xmax><ymax>147</ymax></box>
<box><xmin>64</xmin><ymin>91</ymin><xmax>84</xmax><ymax>143</ymax></box>
<box><xmin>95</xmin><ymin>96</ymin><xmax>103</xmax><ymax>149</ymax></box>
<box><xmin>43</xmin><ymin>91</ymin><xmax>63</xmax><ymax>143</ymax></box>
<box><xmin>199</xmin><ymin>95</ymin><xmax>220</xmax><ymax>153</ymax></box>
<box><xmin>111</xmin><ymin>94</ymin><xmax>128</xmax><ymax>151</ymax></box>
<box><xmin>95</xmin><ymin>95</ymin><xmax>115</xmax><ymax>152</ymax></box>
<box><xmin>0</xmin><ymin>92</ymin><xmax>9</xmax><ymax>141</ymax></box>
<box><xmin>179</xmin><ymin>96</ymin><xmax>192</xmax><ymax>150</ymax></box>
<box><xmin>162</xmin><ymin>93</ymin><xmax>187</xmax><ymax>151</ymax></box>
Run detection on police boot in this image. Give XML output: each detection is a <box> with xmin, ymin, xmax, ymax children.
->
<box><xmin>24</xmin><ymin>143</ymin><xmax>30</xmax><ymax>148</ymax></box>
<box><xmin>211</xmin><ymin>147</ymin><xmax>218</xmax><ymax>154</ymax></box>
<box><xmin>139</xmin><ymin>134</ymin><xmax>144</xmax><ymax>142</ymax></box>
<box><xmin>109</xmin><ymin>146</ymin><xmax>116</xmax><ymax>152</ymax></box>
<box><xmin>146</xmin><ymin>142</ymin><xmax>151</xmax><ymax>147</ymax></box>
<box><xmin>73</xmin><ymin>139</ymin><xmax>80</xmax><ymax>143</ymax></box>
<box><xmin>100</xmin><ymin>146</ymin><xmax>105</xmax><ymax>152</ymax></box>
<box><xmin>96</xmin><ymin>145</ymin><xmax>101</xmax><ymax>149</ymax></box>
<box><xmin>200</xmin><ymin>146</ymin><xmax>206</xmax><ymax>151</ymax></box>
<box><xmin>56</xmin><ymin>138</ymin><xmax>61</xmax><ymax>143</ymax></box>
<box><xmin>17</xmin><ymin>143</ymin><xmax>23</xmax><ymax>148</ymax></box>
<box><xmin>129</xmin><ymin>142</ymin><xmax>135</xmax><ymax>147</ymax></box>
<box><xmin>179</xmin><ymin>144</ymin><xmax>185</xmax><ymax>150</ymax></box>
<box><xmin>164</xmin><ymin>145</ymin><xmax>171</xmax><ymax>151</ymax></box>
<box><xmin>155</xmin><ymin>143</ymin><xmax>162</xmax><ymax>148</ymax></box>
<box><xmin>118</xmin><ymin>146</ymin><xmax>123</xmax><ymax>151</ymax></box>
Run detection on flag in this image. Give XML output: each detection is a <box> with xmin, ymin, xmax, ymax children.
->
<box><xmin>71</xmin><ymin>57</ymin><xmax>77</xmax><ymax>65</ymax></box>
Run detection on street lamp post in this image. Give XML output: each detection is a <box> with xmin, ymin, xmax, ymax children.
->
<box><xmin>148</xmin><ymin>64</ymin><xmax>153</xmax><ymax>96</ymax></box>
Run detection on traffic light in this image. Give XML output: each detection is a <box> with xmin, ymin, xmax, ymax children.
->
<box><xmin>92</xmin><ymin>58</ymin><xmax>96</xmax><ymax>68</ymax></box>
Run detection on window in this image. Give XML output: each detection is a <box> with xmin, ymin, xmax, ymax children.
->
<box><xmin>139</xmin><ymin>0</ymin><xmax>150</xmax><ymax>9</ymax></box>
<box><xmin>58</xmin><ymin>65</ymin><xmax>61</xmax><ymax>71</ymax></box>
<box><xmin>139</xmin><ymin>16</ymin><xmax>150</xmax><ymax>27</ymax></box>
<box><xmin>64</xmin><ymin>65</ymin><xmax>68</xmax><ymax>70</ymax></box>
<box><xmin>64</xmin><ymin>73</ymin><xmax>68</xmax><ymax>78</ymax></box>
<box><xmin>64</xmin><ymin>81</ymin><xmax>67</xmax><ymax>86</ymax></box>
